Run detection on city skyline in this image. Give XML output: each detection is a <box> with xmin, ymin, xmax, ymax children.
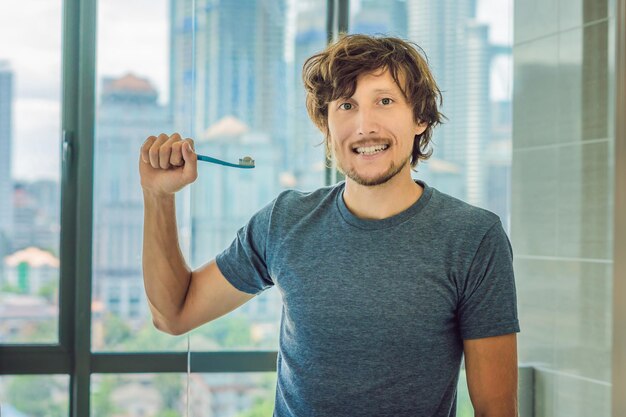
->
<box><xmin>0</xmin><ymin>0</ymin><xmax>512</xmax><ymax>182</ymax></box>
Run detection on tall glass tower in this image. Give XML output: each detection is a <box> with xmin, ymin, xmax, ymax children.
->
<box><xmin>407</xmin><ymin>0</ymin><xmax>491</xmax><ymax>206</ymax></box>
<box><xmin>0</xmin><ymin>61</ymin><xmax>14</xmax><ymax>263</ymax></box>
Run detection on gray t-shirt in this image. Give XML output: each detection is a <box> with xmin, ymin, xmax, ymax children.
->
<box><xmin>216</xmin><ymin>179</ymin><xmax>520</xmax><ymax>417</ymax></box>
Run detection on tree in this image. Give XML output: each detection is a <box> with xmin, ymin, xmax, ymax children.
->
<box><xmin>6</xmin><ymin>376</ymin><xmax>67</xmax><ymax>417</ymax></box>
<box><xmin>103</xmin><ymin>313</ymin><xmax>133</xmax><ymax>347</ymax></box>
<box><xmin>91</xmin><ymin>375</ymin><xmax>121</xmax><ymax>417</ymax></box>
<box><xmin>235</xmin><ymin>396</ymin><xmax>275</xmax><ymax>417</ymax></box>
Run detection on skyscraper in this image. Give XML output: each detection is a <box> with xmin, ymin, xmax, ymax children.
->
<box><xmin>291</xmin><ymin>0</ymin><xmax>327</xmax><ymax>190</ymax></box>
<box><xmin>169</xmin><ymin>0</ymin><xmax>288</xmax><ymax>169</ymax></box>
<box><xmin>0</xmin><ymin>61</ymin><xmax>14</xmax><ymax>271</ymax></box>
<box><xmin>351</xmin><ymin>0</ymin><xmax>408</xmax><ymax>38</ymax></box>
<box><xmin>94</xmin><ymin>73</ymin><xmax>171</xmax><ymax>322</ymax></box>
<box><xmin>407</xmin><ymin>0</ymin><xmax>491</xmax><ymax>206</ymax></box>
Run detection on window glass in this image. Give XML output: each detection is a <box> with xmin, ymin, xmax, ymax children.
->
<box><xmin>0</xmin><ymin>0</ymin><xmax>62</xmax><ymax>344</ymax></box>
<box><xmin>182</xmin><ymin>0</ymin><xmax>327</xmax><ymax>351</ymax></box>
<box><xmin>91</xmin><ymin>373</ymin><xmax>276</xmax><ymax>417</ymax></box>
<box><xmin>189</xmin><ymin>373</ymin><xmax>277</xmax><ymax>417</ymax></box>
<box><xmin>92</xmin><ymin>0</ymin><xmax>181</xmax><ymax>351</ymax></box>
<box><xmin>0</xmin><ymin>375</ymin><xmax>69</xmax><ymax>416</ymax></box>
<box><xmin>350</xmin><ymin>0</ymin><xmax>513</xmax><ymax>230</ymax></box>
<box><xmin>93</xmin><ymin>0</ymin><xmax>327</xmax><ymax>352</ymax></box>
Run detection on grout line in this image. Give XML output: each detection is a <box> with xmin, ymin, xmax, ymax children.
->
<box><xmin>513</xmin><ymin>17</ymin><xmax>612</xmax><ymax>47</ymax></box>
<box><xmin>533</xmin><ymin>366</ymin><xmax>612</xmax><ymax>387</ymax></box>
<box><xmin>516</xmin><ymin>254</ymin><xmax>613</xmax><ymax>264</ymax></box>
<box><xmin>513</xmin><ymin>138</ymin><xmax>612</xmax><ymax>153</ymax></box>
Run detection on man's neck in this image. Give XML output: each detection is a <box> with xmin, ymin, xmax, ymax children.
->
<box><xmin>342</xmin><ymin>170</ymin><xmax>423</xmax><ymax>220</ymax></box>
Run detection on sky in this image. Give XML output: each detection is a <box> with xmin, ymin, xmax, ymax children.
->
<box><xmin>0</xmin><ymin>0</ymin><xmax>512</xmax><ymax>182</ymax></box>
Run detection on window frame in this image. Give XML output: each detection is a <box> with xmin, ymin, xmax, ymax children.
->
<box><xmin>6</xmin><ymin>0</ymin><xmax>621</xmax><ymax>416</ymax></box>
<box><xmin>0</xmin><ymin>1</ymin><xmax>350</xmax><ymax>416</ymax></box>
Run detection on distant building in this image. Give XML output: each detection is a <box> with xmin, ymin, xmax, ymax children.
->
<box><xmin>94</xmin><ymin>73</ymin><xmax>171</xmax><ymax>322</ymax></box>
<box><xmin>170</xmin><ymin>0</ymin><xmax>288</xmax><ymax>169</ymax></box>
<box><xmin>190</xmin><ymin>373</ymin><xmax>269</xmax><ymax>417</ymax></box>
<box><xmin>486</xmin><ymin>100</ymin><xmax>512</xmax><ymax>230</ymax></box>
<box><xmin>0</xmin><ymin>293</ymin><xmax>58</xmax><ymax>343</ymax></box>
<box><xmin>109</xmin><ymin>376</ymin><xmax>163</xmax><ymax>417</ymax></box>
<box><xmin>291</xmin><ymin>0</ymin><xmax>327</xmax><ymax>190</ymax></box>
<box><xmin>3</xmin><ymin>246</ymin><xmax>59</xmax><ymax>295</ymax></box>
<box><xmin>0</xmin><ymin>61</ymin><xmax>14</xmax><ymax>273</ymax></box>
<box><xmin>11</xmin><ymin>181</ymin><xmax>60</xmax><ymax>253</ymax></box>
<box><xmin>351</xmin><ymin>0</ymin><xmax>408</xmax><ymax>38</ymax></box>
<box><xmin>191</xmin><ymin>116</ymin><xmax>282</xmax><ymax>325</ymax></box>
<box><xmin>407</xmin><ymin>0</ymin><xmax>493</xmax><ymax>207</ymax></box>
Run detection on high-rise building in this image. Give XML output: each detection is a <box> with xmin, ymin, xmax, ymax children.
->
<box><xmin>94</xmin><ymin>73</ymin><xmax>171</xmax><ymax>321</ymax></box>
<box><xmin>0</xmin><ymin>61</ymin><xmax>14</xmax><ymax>267</ymax></box>
<box><xmin>291</xmin><ymin>0</ymin><xmax>326</xmax><ymax>190</ymax></box>
<box><xmin>169</xmin><ymin>0</ymin><xmax>289</xmax><ymax>168</ymax></box>
<box><xmin>407</xmin><ymin>0</ymin><xmax>492</xmax><ymax>207</ymax></box>
<box><xmin>190</xmin><ymin>116</ymin><xmax>282</xmax><ymax>323</ymax></box>
<box><xmin>351</xmin><ymin>0</ymin><xmax>408</xmax><ymax>38</ymax></box>
<box><xmin>11</xmin><ymin>180</ymin><xmax>60</xmax><ymax>253</ymax></box>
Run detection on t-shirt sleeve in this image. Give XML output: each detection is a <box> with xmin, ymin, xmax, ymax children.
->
<box><xmin>215</xmin><ymin>200</ymin><xmax>275</xmax><ymax>295</ymax></box>
<box><xmin>458</xmin><ymin>219</ymin><xmax>520</xmax><ymax>340</ymax></box>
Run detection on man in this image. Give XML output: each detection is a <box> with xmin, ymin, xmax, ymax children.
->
<box><xmin>139</xmin><ymin>34</ymin><xmax>520</xmax><ymax>417</ymax></box>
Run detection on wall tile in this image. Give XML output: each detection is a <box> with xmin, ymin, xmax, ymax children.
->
<box><xmin>534</xmin><ymin>370</ymin><xmax>556</xmax><ymax>417</ymax></box>
<box><xmin>513</xmin><ymin>36</ymin><xmax>559</xmax><ymax>149</ymax></box>
<box><xmin>581</xmin><ymin>21</ymin><xmax>609</xmax><ymax>141</ymax></box>
<box><xmin>535</xmin><ymin>369</ymin><xmax>611</xmax><ymax>417</ymax></box>
<box><xmin>557</xmin><ymin>28</ymin><xmax>583</xmax><ymax>144</ymax></box>
<box><xmin>552</xmin><ymin>373</ymin><xmax>611</xmax><ymax>417</ymax></box>
<box><xmin>553</xmin><ymin>261</ymin><xmax>612</xmax><ymax>383</ymax></box>
<box><xmin>511</xmin><ymin>147</ymin><xmax>559</xmax><ymax>256</ymax></box>
<box><xmin>515</xmin><ymin>0</ymin><xmax>558</xmax><ymax>44</ymax></box>
<box><xmin>559</xmin><ymin>0</ymin><xmax>608</xmax><ymax>31</ymax></box>
<box><xmin>515</xmin><ymin>258</ymin><xmax>559</xmax><ymax>368</ymax></box>
<box><xmin>556</xmin><ymin>141</ymin><xmax>611</xmax><ymax>259</ymax></box>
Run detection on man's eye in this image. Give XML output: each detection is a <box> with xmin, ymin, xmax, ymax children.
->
<box><xmin>339</xmin><ymin>103</ymin><xmax>353</xmax><ymax>110</ymax></box>
<box><xmin>381</xmin><ymin>98</ymin><xmax>393</xmax><ymax>105</ymax></box>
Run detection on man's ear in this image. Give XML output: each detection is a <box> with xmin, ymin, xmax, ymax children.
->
<box><xmin>415</xmin><ymin>120</ymin><xmax>428</xmax><ymax>136</ymax></box>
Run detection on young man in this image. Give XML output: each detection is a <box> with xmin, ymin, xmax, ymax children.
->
<box><xmin>140</xmin><ymin>35</ymin><xmax>520</xmax><ymax>417</ymax></box>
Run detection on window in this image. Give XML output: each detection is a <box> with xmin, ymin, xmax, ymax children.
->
<box><xmin>4</xmin><ymin>0</ymin><xmax>616</xmax><ymax>416</ymax></box>
<box><xmin>0</xmin><ymin>0</ymin><xmax>63</xmax><ymax>345</ymax></box>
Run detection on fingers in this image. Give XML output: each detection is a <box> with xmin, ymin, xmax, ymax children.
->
<box><xmin>170</xmin><ymin>142</ymin><xmax>184</xmax><ymax>167</ymax></box>
<box><xmin>140</xmin><ymin>136</ymin><xmax>157</xmax><ymax>164</ymax></box>
<box><xmin>141</xmin><ymin>133</ymin><xmax>185</xmax><ymax>169</ymax></box>
<box><xmin>181</xmin><ymin>138</ymin><xmax>198</xmax><ymax>183</ymax></box>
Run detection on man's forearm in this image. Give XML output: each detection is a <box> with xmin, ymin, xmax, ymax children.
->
<box><xmin>142</xmin><ymin>191</ymin><xmax>191</xmax><ymax>329</ymax></box>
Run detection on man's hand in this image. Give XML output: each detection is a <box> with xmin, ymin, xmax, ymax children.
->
<box><xmin>463</xmin><ymin>333</ymin><xmax>518</xmax><ymax>417</ymax></box>
<box><xmin>139</xmin><ymin>132</ymin><xmax>198</xmax><ymax>196</ymax></box>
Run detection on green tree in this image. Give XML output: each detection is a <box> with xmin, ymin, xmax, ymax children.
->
<box><xmin>103</xmin><ymin>313</ymin><xmax>133</xmax><ymax>347</ymax></box>
<box><xmin>37</xmin><ymin>280</ymin><xmax>58</xmax><ymax>302</ymax></box>
<box><xmin>6</xmin><ymin>376</ymin><xmax>67</xmax><ymax>417</ymax></box>
<box><xmin>235</xmin><ymin>396</ymin><xmax>275</xmax><ymax>417</ymax></box>
<box><xmin>192</xmin><ymin>314</ymin><xmax>252</xmax><ymax>348</ymax></box>
<box><xmin>154</xmin><ymin>373</ymin><xmax>183</xmax><ymax>410</ymax></box>
<box><xmin>92</xmin><ymin>375</ymin><xmax>120</xmax><ymax>417</ymax></box>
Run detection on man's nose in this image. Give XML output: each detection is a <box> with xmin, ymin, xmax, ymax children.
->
<box><xmin>356</xmin><ymin>108</ymin><xmax>380</xmax><ymax>135</ymax></box>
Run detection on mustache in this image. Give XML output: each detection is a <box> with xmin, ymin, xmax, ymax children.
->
<box><xmin>350</xmin><ymin>137</ymin><xmax>392</xmax><ymax>147</ymax></box>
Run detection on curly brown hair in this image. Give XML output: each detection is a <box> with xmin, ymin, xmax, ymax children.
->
<box><xmin>302</xmin><ymin>34</ymin><xmax>445</xmax><ymax>168</ymax></box>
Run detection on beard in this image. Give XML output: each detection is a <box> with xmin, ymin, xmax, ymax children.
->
<box><xmin>339</xmin><ymin>153</ymin><xmax>411</xmax><ymax>186</ymax></box>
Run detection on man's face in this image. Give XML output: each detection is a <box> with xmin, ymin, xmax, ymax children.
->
<box><xmin>327</xmin><ymin>68</ymin><xmax>427</xmax><ymax>187</ymax></box>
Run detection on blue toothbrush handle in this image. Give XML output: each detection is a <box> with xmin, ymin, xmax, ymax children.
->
<box><xmin>196</xmin><ymin>154</ymin><xmax>255</xmax><ymax>169</ymax></box>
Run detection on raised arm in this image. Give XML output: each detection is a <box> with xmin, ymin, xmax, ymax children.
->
<box><xmin>140</xmin><ymin>133</ymin><xmax>255</xmax><ymax>335</ymax></box>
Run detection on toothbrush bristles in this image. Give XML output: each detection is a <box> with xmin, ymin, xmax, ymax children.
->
<box><xmin>239</xmin><ymin>156</ymin><xmax>255</xmax><ymax>167</ymax></box>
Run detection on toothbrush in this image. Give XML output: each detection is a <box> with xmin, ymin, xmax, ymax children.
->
<box><xmin>196</xmin><ymin>154</ymin><xmax>255</xmax><ymax>169</ymax></box>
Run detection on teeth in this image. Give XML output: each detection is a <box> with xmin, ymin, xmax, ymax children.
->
<box><xmin>355</xmin><ymin>144</ymin><xmax>388</xmax><ymax>155</ymax></box>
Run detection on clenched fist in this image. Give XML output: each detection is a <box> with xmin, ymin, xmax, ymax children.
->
<box><xmin>139</xmin><ymin>132</ymin><xmax>198</xmax><ymax>196</ymax></box>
